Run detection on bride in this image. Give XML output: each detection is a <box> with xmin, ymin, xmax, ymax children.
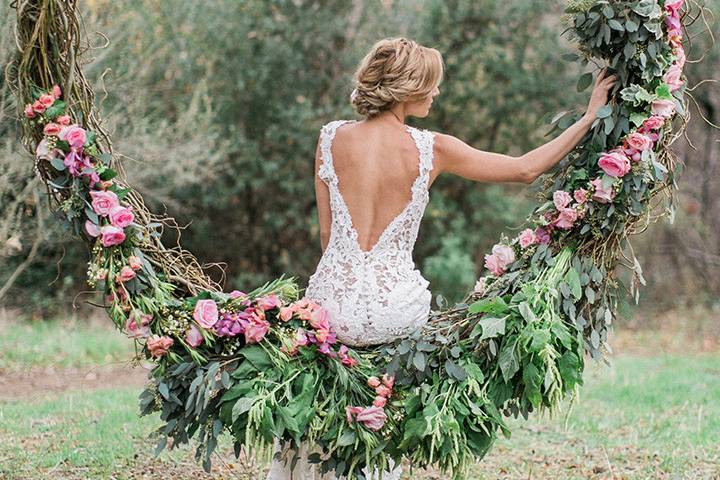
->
<box><xmin>266</xmin><ymin>36</ymin><xmax>616</xmax><ymax>479</ymax></box>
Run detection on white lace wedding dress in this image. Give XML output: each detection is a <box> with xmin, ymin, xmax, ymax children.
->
<box><xmin>265</xmin><ymin>118</ymin><xmax>436</xmax><ymax>480</ymax></box>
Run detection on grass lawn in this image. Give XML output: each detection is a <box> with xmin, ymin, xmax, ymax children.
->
<box><xmin>0</xmin><ymin>314</ymin><xmax>718</xmax><ymax>479</ymax></box>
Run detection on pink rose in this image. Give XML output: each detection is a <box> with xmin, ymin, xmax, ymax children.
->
<box><xmin>185</xmin><ymin>324</ymin><xmax>204</xmax><ymax>347</ymax></box>
<box><xmin>367</xmin><ymin>376</ymin><xmax>381</xmax><ymax>388</ymax></box>
<box><xmin>32</xmin><ymin>99</ymin><xmax>46</xmax><ymax>113</ymax></box>
<box><xmin>315</xmin><ymin>327</ymin><xmax>332</xmax><ymax>344</ymax></box>
<box><xmin>517</xmin><ymin>228</ymin><xmax>536</xmax><ymax>248</ymax></box>
<box><xmin>553</xmin><ymin>190</ymin><xmax>572</xmax><ymax>210</ymax></box>
<box><xmin>90</xmin><ymin>190</ymin><xmax>120</xmax><ymax>216</ymax></box>
<box><xmin>553</xmin><ymin>207</ymin><xmax>578</xmax><ymax>230</ymax></box>
<box><xmin>473</xmin><ymin>277</ymin><xmax>487</xmax><ymax>296</ymax></box>
<box><xmin>626</xmin><ymin>132</ymin><xmax>653</xmax><ymax>151</ymax></box>
<box><xmin>590</xmin><ymin>177</ymin><xmax>616</xmax><ymax>204</ymax></box>
<box><xmin>56</xmin><ymin>114</ymin><xmax>71</xmax><ymax>126</ymax></box>
<box><xmin>573</xmin><ymin>188</ymin><xmax>588</xmax><ymax>204</ymax></box>
<box><xmin>124</xmin><ymin>310</ymin><xmax>151</xmax><ymax>339</ymax></box>
<box><xmin>382</xmin><ymin>373</ymin><xmax>395</xmax><ymax>389</ymax></box>
<box><xmin>651</xmin><ymin>99</ymin><xmax>676</xmax><ymax>118</ymax></box>
<box><xmin>279</xmin><ymin>306</ymin><xmax>294</xmax><ymax>322</ymax></box>
<box><xmin>308</xmin><ymin>306</ymin><xmax>331</xmax><ymax>331</ymax></box>
<box><xmin>43</xmin><ymin>123</ymin><xmax>62</xmax><ymax>136</ymax></box>
<box><xmin>663</xmin><ymin>63</ymin><xmax>683</xmax><ymax>92</ymax></box>
<box><xmin>339</xmin><ymin>345</ymin><xmax>358</xmax><ymax>367</ymax></box>
<box><xmin>256</xmin><ymin>294</ymin><xmax>282</xmax><ymax>311</ymax></box>
<box><xmin>375</xmin><ymin>385</ymin><xmax>392</xmax><ymax>397</ymax></box>
<box><xmin>484</xmin><ymin>253</ymin><xmax>505</xmax><ymax>276</ymax></box>
<box><xmin>39</xmin><ymin>93</ymin><xmax>55</xmax><ymax>108</ymax></box>
<box><xmin>373</xmin><ymin>396</ymin><xmax>387</xmax><ymax>408</ymax></box>
<box><xmin>598</xmin><ymin>150</ymin><xmax>631</xmax><ymax>177</ymax></box>
<box><xmin>85</xmin><ymin>220</ymin><xmax>100</xmax><ymax>237</ymax></box>
<box><xmin>355</xmin><ymin>406</ymin><xmax>387</xmax><ymax>431</ymax></box>
<box><xmin>640</xmin><ymin>115</ymin><xmax>665</xmax><ymax>132</ymax></box>
<box><xmin>128</xmin><ymin>255</ymin><xmax>143</xmax><ymax>271</ymax></box>
<box><xmin>244</xmin><ymin>317</ymin><xmax>270</xmax><ymax>343</ymax></box>
<box><xmin>24</xmin><ymin>104</ymin><xmax>35</xmax><ymax>118</ymax></box>
<box><xmin>52</xmin><ymin>84</ymin><xmax>62</xmax><ymax>99</ymax></box>
<box><xmin>100</xmin><ymin>225</ymin><xmax>126</xmax><ymax>247</ymax></box>
<box><xmin>491</xmin><ymin>244</ymin><xmax>515</xmax><ymax>265</ymax></box>
<box><xmin>147</xmin><ymin>335</ymin><xmax>174</xmax><ymax>358</ymax></box>
<box><xmin>116</xmin><ymin>265</ymin><xmax>136</xmax><ymax>283</ymax></box>
<box><xmin>108</xmin><ymin>205</ymin><xmax>134</xmax><ymax>228</ymax></box>
<box><xmin>193</xmin><ymin>299</ymin><xmax>219</xmax><ymax>329</ymax></box>
<box><xmin>59</xmin><ymin>125</ymin><xmax>87</xmax><ymax>149</ymax></box>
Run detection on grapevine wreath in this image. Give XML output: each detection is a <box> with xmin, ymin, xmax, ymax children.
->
<box><xmin>7</xmin><ymin>0</ymin><xmax>697</xmax><ymax>478</ymax></box>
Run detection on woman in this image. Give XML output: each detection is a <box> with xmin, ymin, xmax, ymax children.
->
<box><xmin>266</xmin><ymin>37</ymin><xmax>616</xmax><ymax>480</ymax></box>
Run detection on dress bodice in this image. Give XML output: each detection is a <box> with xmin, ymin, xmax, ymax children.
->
<box><xmin>304</xmin><ymin>119</ymin><xmax>435</xmax><ymax>347</ymax></box>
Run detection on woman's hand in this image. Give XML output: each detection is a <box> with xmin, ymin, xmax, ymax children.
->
<box><xmin>584</xmin><ymin>67</ymin><xmax>618</xmax><ymax>122</ymax></box>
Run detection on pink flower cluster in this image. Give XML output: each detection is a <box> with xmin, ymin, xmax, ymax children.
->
<box><xmin>124</xmin><ymin>309</ymin><xmax>153</xmax><ymax>339</ymax></box>
<box><xmin>24</xmin><ymin>84</ymin><xmax>62</xmax><ymax>118</ymax></box>
<box><xmin>345</xmin><ymin>374</ymin><xmax>395</xmax><ymax>431</ymax></box>
<box><xmin>484</xmin><ymin>243</ymin><xmax>516</xmax><ymax>276</ymax></box>
<box><xmin>84</xmin><ymin>190</ymin><xmax>135</xmax><ymax>247</ymax></box>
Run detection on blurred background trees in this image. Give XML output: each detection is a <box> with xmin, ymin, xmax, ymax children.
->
<box><xmin>1</xmin><ymin>0</ymin><xmax>718</xmax><ymax>319</ymax></box>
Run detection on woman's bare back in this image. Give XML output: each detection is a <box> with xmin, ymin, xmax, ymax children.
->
<box><xmin>329</xmin><ymin>120</ymin><xmax>438</xmax><ymax>253</ymax></box>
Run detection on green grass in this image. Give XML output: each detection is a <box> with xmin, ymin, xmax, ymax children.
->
<box><xmin>0</xmin><ymin>318</ymin><xmax>135</xmax><ymax>372</ymax></box>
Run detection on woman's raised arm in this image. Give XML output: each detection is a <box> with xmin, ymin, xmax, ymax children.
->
<box><xmin>434</xmin><ymin>68</ymin><xmax>617</xmax><ymax>184</ymax></box>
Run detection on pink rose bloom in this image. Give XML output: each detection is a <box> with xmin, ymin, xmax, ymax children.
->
<box><xmin>116</xmin><ymin>265</ymin><xmax>136</xmax><ymax>283</ymax></box>
<box><xmin>339</xmin><ymin>345</ymin><xmax>358</xmax><ymax>367</ymax></box>
<box><xmin>39</xmin><ymin>93</ymin><xmax>55</xmax><ymax>108</ymax></box>
<box><xmin>553</xmin><ymin>207</ymin><xmax>579</xmax><ymax>230</ymax></box>
<box><xmin>484</xmin><ymin>253</ymin><xmax>505</xmax><ymax>276</ymax></box>
<box><xmin>256</xmin><ymin>294</ymin><xmax>282</xmax><ymax>311</ymax></box>
<box><xmin>24</xmin><ymin>104</ymin><xmax>36</xmax><ymax>118</ymax></box>
<box><xmin>43</xmin><ymin>122</ymin><xmax>62</xmax><ymax>136</ymax></box>
<box><xmin>85</xmin><ymin>220</ymin><xmax>100</xmax><ymax>237</ymax></box>
<box><xmin>373</xmin><ymin>396</ymin><xmax>387</xmax><ymax>408</ymax></box>
<box><xmin>147</xmin><ymin>335</ymin><xmax>174</xmax><ymax>358</ymax></box>
<box><xmin>32</xmin><ymin>99</ymin><xmax>46</xmax><ymax>113</ymax></box>
<box><xmin>244</xmin><ymin>317</ymin><xmax>270</xmax><ymax>343</ymax></box>
<box><xmin>375</xmin><ymin>385</ymin><xmax>392</xmax><ymax>397</ymax></box>
<box><xmin>367</xmin><ymin>376</ymin><xmax>381</xmax><ymax>388</ymax></box>
<box><xmin>346</xmin><ymin>406</ymin><xmax>363</xmax><ymax>424</ymax></box>
<box><xmin>552</xmin><ymin>190</ymin><xmax>572</xmax><ymax>210</ymax></box>
<box><xmin>651</xmin><ymin>99</ymin><xmax>676</xmax><ymax>118</ymax></box>
<box><xmin>185</xmin><ymin>324</ymin><xmax>204</xmax><ymax>347</ymax></box>
<box><xmin>308</xmin><ymin>306</ymin><xmax>331</xmax><ymax>331</ymax></box>
<box><xmin>640</xmin><ymin>115</ymin><xmax>665</xmax><ymax>132</ymax></box>
<box><xmin>124</xmin><ymin>311</ymin><xmax>151</xmax><ymax>339</ymax></box>
<box><xmin>598</xmin><ymin>150</ymin><xmax>631</xmax><ymax>177</ymax></box>
<box><xmin>279</xmin><ymin>306</ymin><xmax>294</xmax><ymax>322</ymax></box>
<box><xmin>100</xmin><ymin>225</ymin><xmax>126</xmax><ymax>247</ymax></box>
<box><xmin>90</xmin><ymin>190</ymin><xmax>120</xmax><ymax>216</ymax></box>
<box><xmin>382</xmin><ymin>373</ymin><xmax>395</xmax><ymax>389</ymax></box>
<box><xmin>534</xmin><ymin>226</ymin><xmax>551</xmax><ymax>245</ymax></box>
<box><xmin>590</xmin><ymin>177</ymin><xmax>616</xmax><ymax>204</ymax></box>
<box><xmin>315</xmin><ymin>327</ymin><xmax>332</xmax><ymax>344</ymax></box>
<box><xmin>108</xmin><ymin>205</ymin><xmax>134</xmax><ymax>228</ymax></box>
<box><xmin>573</xmin><ymin>188</ymin><xmax>588</xmax><ymax>204</ymax></box>
<box><xmin>59</xmin><ymin>125</ymin><xmax>87</xmax><ymax>149</ymax></box>
<box><xmin>626</xmin><ymin>132</ymin><xmax>653</xmax><ymax>151</ymax></box>
<box><xmin>56</xmin><ymin>114</ymin><xmax>71</xmax><ymax>126</ymax></box>
<box><xmin>518</xmin><ymin>228</ymin><xmax>536</xmax><ymax>248</ymax></box>
<box><xmin>52</xmin><ymin>84</ymin><xmax>62</xmax><ymax>98</ymax></box>
<box><xmin>663</xmin><ymin>63</ymin><xmax>683</xmax><ymax>92</ymax></box>
<box><xmin>193</xmin><ymin>299</ymin><xmax>219</xmax><ymax>329</ymax></box>
<box><xmin>492</xmin><ymin>244</ymin><xmax>515</xmax><ymax>265</ymax></box>
<box><xmin>355</xmin><ymin>406</ymin><xmax>387</xmax><ymax>431</ymax></box>
<box><xmin>128</xmin><ymin>255</ymin><xmax>143</xmax><ymax>271</ymax></box>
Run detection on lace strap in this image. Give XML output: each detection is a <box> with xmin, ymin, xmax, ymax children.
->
<box><xmin>317</xmin><ymin>119</ymin><xmax>353</xmax><ymax>185</ymax></box>
<box><xmin>406</xmin><ymin>126</ymin><xmax>436</xmax><ymax>185</ymax></box>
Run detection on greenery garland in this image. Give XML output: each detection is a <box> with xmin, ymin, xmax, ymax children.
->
<box><xmin>8</xmin><ymin>0</ymin><xmax>695</xmax><ymax>478</ymax></box>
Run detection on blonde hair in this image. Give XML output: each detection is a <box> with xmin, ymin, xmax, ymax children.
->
<box><xmin>350</xmin><ymin>37</ymin><xmax>444</xmax><ymax>119</ymax></box>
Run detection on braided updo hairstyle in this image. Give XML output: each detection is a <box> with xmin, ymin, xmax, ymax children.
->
<box><xmin>350</xmin><ymin>37</ymin><xmax>444</xmax><ymax>119</ymax></box>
